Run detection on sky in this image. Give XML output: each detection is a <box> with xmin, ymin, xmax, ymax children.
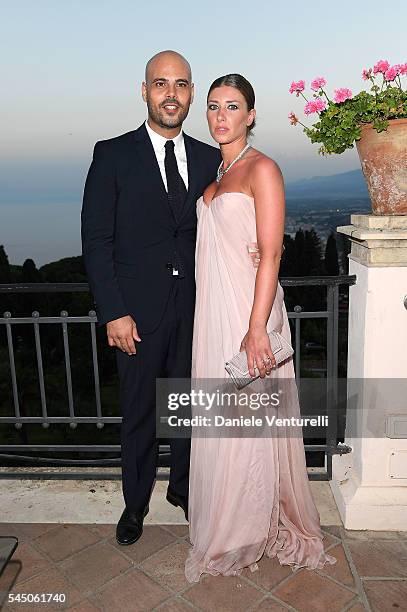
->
<box><xmin>1</xmin><ymin>0</ymin><xmax>406</xmax><ymax>265</ymax></box>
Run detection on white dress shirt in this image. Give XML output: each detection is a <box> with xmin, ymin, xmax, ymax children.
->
<box><xmin>144</xmin><ymin>120</ymin><xmax>189</xmax><ymax>191</ymax></box>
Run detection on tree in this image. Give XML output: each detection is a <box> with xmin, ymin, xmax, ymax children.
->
<box><xmin>0</xmin><ymin>245</ymin><xmax>16</xmax><ymax>315</ymax></box>
<box><xmin>304</xmin><ymin>229</ymin><xmax>324</xmax><ymax>275</ymax></box>
<box><xmin>294</xmin><ymin>228</ymin><xmax>306</xmax><ymax>275</ymax></box>
<box><xmin>0</xmin><ymin>245</ymin><xmax>11</xmax><ymax>283</ymax></box>
<box><xmin>336</xmin><ymin>232</ymin><xmax>351</xmax><ymax>274</ymax></box>
<box><xmin>21</xmin><ymin>259</ymin><xmax>43</xmax><ymax>283</ymax></box>
<box><xmin>279</xmin><ymin>234</ymin><xmax>296</xmax><ymax>277</ymax></box>
<box><xmin>324</xmin><ymin>232</ymin><xmax>340</xmax><ymax>276</ymax></box>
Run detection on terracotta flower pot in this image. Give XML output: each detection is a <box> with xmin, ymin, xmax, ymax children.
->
<box><xmin>356</xmin><ymin>117</ymin><xmax>407</xmax><ymax>215</ymax></box>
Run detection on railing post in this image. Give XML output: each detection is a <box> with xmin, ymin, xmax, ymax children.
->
<box><xmin>326</xmin><ymin>284</ymin><xmax>339</xmax><ymax>479</ymax></box>
<box><xmin>4</xmin><ymin>311</ymin><xmax>20</xmax><ymax>421</ymax></box>
<box><xmin>32</xmin><ymin>311</ymin><xmax>48</xmax><ymax>424</ymax></box>
<box><xmin>89</xmin><ymin>310</ymin><xmax>103</xmax><ymax>426</ymax></box>
<box><xmin>61</xmin><ymin>310</ymin><xmax>75</xmax><ymax>424</ymax></box>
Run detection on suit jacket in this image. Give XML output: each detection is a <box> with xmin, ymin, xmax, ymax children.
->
<box><xmin>81</xmin><ymin>123</ymin><xmax>221</xmax><ymax>333</ymax></box>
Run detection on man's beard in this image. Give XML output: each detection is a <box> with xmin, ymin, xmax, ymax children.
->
<box><xmin>146</xmin><ymin>98</ymin><xmax>190</xmax><ymax>129</ymax></box>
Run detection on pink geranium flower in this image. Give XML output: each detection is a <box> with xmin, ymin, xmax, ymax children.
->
<box><xmin>288</xmin><ymin>111</ymin><xmax>299</xmax><ymax>125</ymax></box>
<box><xmin>384</xmin><ymin>65</ymin><xmax>399</xmax><ymax>81</ymax></box>
<box><xmin>304</xmin><ymin>98</ymin><xmax>327</xmax><ymax>115</ymax></box>
<box><xmin>373</xmin><ymin>59</ymin><xmax>390</xmax><ymax>74</ymax></box>
<box><xmin>362</xmin><ymin>68</ymin><xmax>372</xmax><ymax>80</ymax></box>
<box><xmin>289</xmin><ymin>80</ymin><xmax>305</xmax><ymax>95</ymax></box>
<box><xmin>311</xmin><ymin>77</ymin><xmax>327</xmax><ymax>91</ymax></box>
<box><xmin>399</xmin><ymin>63</ymin><xmax>407</xmax><ymax>75</ymax></box>
<box><xmin>333</xmin><ymin>88</ymin><xmax>353</xmax><ymax>103</ymax></box>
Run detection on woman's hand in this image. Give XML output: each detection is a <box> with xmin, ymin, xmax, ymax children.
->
<box><xmin>240</xmin><ymin>324</ymin><xmax>277</xmax><ymax>378</ymax></box>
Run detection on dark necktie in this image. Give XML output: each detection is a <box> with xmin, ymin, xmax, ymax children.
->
<box><xmin>164</xmin><ymin>140</ymin><xmax>187</xmax><ymax>222</ymax></box>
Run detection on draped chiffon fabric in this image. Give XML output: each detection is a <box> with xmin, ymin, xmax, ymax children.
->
<box><xmin>185</xmin><ymin>192</ymin><xmax>336</xmax><ymax>583</ymax></box>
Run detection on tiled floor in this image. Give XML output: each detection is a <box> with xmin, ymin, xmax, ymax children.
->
<box><xmin>1</xmin><ymin>522</ymin><xmax>406</xmax><ymax>612</ymax></box>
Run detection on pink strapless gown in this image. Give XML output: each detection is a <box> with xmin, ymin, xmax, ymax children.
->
<box><xmin>185</xmin><ymin>192</ymin><xmax>336</xmax><ymax>583</ymax></box>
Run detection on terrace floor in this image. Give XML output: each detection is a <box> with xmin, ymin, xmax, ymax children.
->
<box><xmin>2</xmin><ymin>522</ymin><xmax>407</xmax><ymax>612</ymax></box>
<box><xmin>0</xmin><ymin>475</ymin><xmax>406</xmax><ymax>611</ymax></box>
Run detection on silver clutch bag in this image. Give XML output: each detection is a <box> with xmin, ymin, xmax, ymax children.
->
<box><xmin>225</xmin><ymin>330</ymin><xmax>294</xmax><ymax>390</ymax></box>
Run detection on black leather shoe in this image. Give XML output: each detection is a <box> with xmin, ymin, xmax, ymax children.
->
<box><xmin>116</xmin><ymin>504</ymin><xmax>149</xmax><ymax>546</ymax></box>
<box><xmin>166</xmin><ymin>486</ymin><xmax>188</xmax><ymax>521</ymax></box>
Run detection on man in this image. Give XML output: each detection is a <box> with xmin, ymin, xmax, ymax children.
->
<box><xmin>81</xmin><ymin>50</ymin><xmax>221</xmax><ymax>545</ymax></box>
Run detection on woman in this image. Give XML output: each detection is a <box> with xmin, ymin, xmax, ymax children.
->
<box><xmin>185</xmin><ymin>74</ymin><xmax>336</xmax><ymax>582</ymax></box>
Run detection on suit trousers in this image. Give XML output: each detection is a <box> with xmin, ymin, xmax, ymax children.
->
<box><xmin>115</xmin><ymin>278</ymin><xmax>193</xmax><ymax>512</ymax></box>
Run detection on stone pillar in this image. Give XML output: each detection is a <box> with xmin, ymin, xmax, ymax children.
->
<box><xmin>330</xmin><ymin>214</ymin><xmax>407</xmax><ymax>530</ymax></box>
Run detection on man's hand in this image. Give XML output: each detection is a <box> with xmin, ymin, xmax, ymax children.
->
<box><xmin>107</xmin><ymin>315</ymin><xmax>141</xmax><ymax>355</ymax></box>
<box><xmin>248</xmin><ymin>242</ymin><xmax>285</xmax><ymax>269</ymax></box>
<box><xmin>248</xmin><ymin>242</ymin><xmax>260</xmax><ymax>269</ymax></box>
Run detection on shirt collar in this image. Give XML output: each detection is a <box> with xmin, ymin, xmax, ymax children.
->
<box><xmin>144</xmin><ymin>120</ymin><xmax>184</xmax><ymax>154</ymax></box>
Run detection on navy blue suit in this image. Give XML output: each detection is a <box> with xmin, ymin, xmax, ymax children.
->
<box><xmin>81</xmin><ymin>123</ymin><xmax>220</xmax><ymax>510</ymax></box>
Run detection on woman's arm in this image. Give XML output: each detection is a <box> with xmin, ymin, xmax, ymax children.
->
<box><xmin>240</xmin><ymin>157</ymin><xmax>285</xmax><ymax>378</ymax></box>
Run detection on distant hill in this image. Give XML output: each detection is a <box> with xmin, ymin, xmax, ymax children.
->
<box><xmin>286</xmin><ymin>169</ymin><xmax>369</xmax><ymax>200</ymax></box>
<box><xmin>39</xmin><ymin>255</ymin><xmax>86</xmax><ymax>282</ymax></box>
<box><xmin>8</xmin><ymin>256</ymin><xmax>86</xmax><ymax>283</ymax></box>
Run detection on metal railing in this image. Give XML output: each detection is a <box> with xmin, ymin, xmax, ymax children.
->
<box><xmin>0</xmin><ymin>276</ymin><xmax>356</xmax><ymax>480</ymax></box>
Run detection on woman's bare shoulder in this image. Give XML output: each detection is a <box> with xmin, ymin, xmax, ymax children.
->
<box><xmin>249</xmin><ymin>149</ymin><xmax>284</xmax><ymax>184</ymax></box>
<box><xmin>252</xmin><ymin>149</ymin><xmax>281</xmax><ymax>174</ymax></box>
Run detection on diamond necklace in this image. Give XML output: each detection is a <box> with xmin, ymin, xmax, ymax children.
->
<box><xmin>216</xmin><ymin>143</ymin><xmax>251</xmax><ymax>183</ymax></box>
